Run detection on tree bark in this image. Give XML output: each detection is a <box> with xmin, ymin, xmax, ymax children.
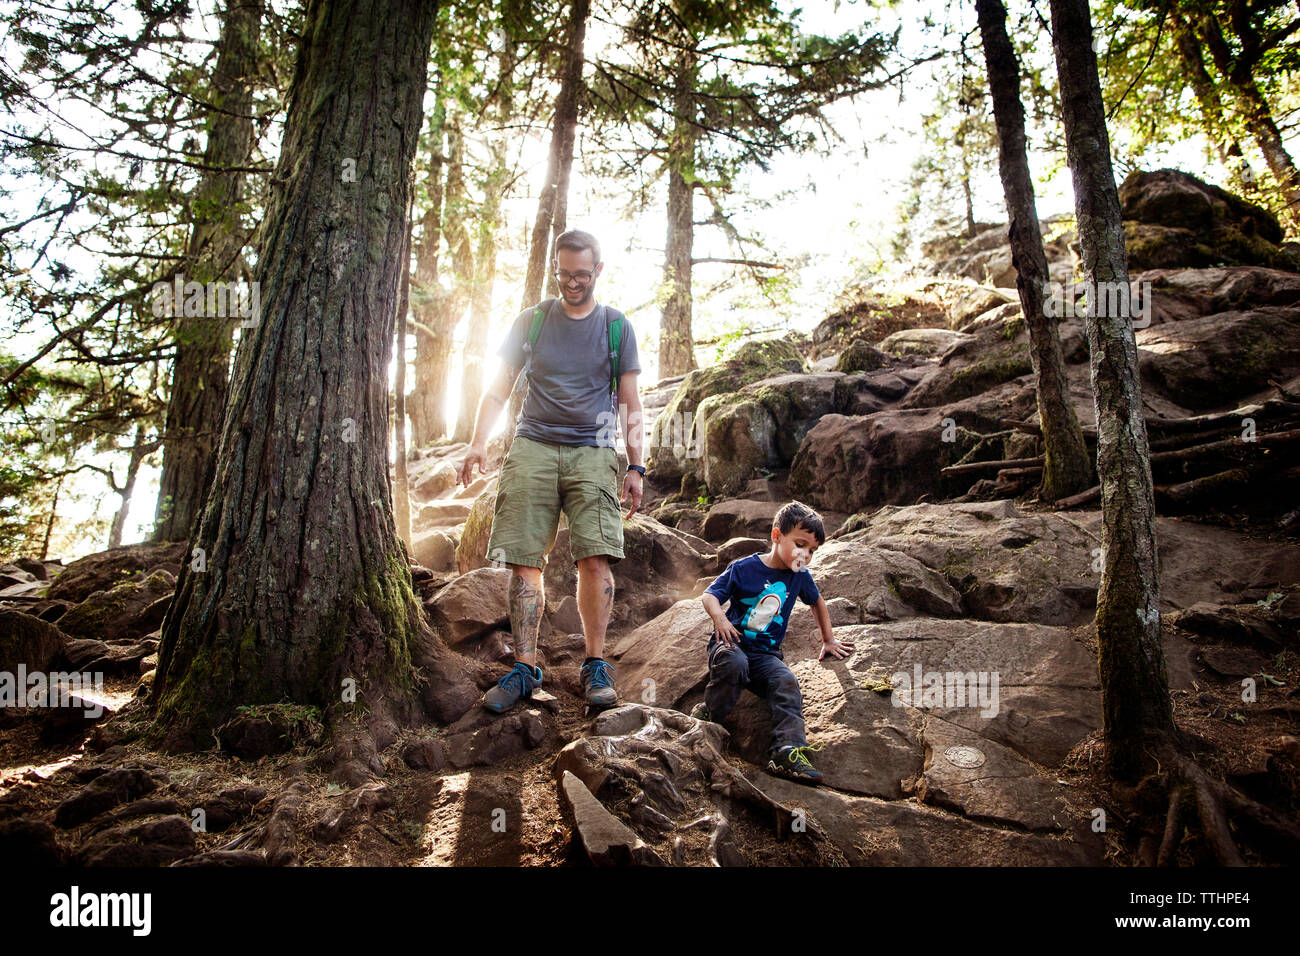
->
<box><xmin>394</xmin><ymin>209</ymin><xmax>413</xmax><ymax>547</ymax></box>
<box><xmin>153</xmin><ymin>0</ymin><xmax>263</xmax><ymax>542</ymax></box>
<box><xmin>453</xmin><ymin>43</ymin><xmax>515</xmax><ymax>445</ymax></box>
<box><xmin>443</xmin><ymin>118</ymin><xmax>476</xmax><ymax>444</ymax></box>
<box><xmin>1050</xmin><ymin>0</ymin><xmax>1175</xmax><ymax>780</ymax></box>
<box><xmin>150</xmin><ymin>0</ymin><xmax>470</xmax><ymax>771</ymax></box>
<box><xmin>522</xmin><ymin>0</ymin><xmax>589</xmax><ymax>310</ymax></box>
<box><xmin>659</xmin><ymin>50</ymin><xmax>699</xmax><ymax>378</ymax></box>
<box><xmin>109</xmin><ymin>424</ymin><xmax>153</xmax><ymax>549</ymax></box>
<box><xmin>977</xmin><ymin>0</ymin><xmax>1093</xmax><ymax>501</ymax></box>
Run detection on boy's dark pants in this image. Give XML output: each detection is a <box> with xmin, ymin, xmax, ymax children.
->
<box><xmin>704</xmin><ymin>636</ymin><xmax>807</xmax><ymax>753</ymax></box>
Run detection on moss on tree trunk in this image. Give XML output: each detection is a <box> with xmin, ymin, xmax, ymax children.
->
<box><xmin>150</xmin><ymin>0</ymin><xmax>449</xmax><ymax>770</ymax></box>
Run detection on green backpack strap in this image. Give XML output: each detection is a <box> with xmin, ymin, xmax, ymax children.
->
<box><xmin>606</xmin><ymin>307</ymin><xmax>624</xmax><ymax>394</ymax></box>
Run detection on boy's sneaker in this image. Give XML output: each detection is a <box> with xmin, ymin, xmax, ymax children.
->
<box><xmin>580</xmin><ymin>658</ymin><xmax>618</xmax><ymax>710</ymax></box>
<box><xmin>689</xmin><ymin>702</ymin><xmax>712</xmax><ymax>722</ymax></box>
<box><xmin>482</xmin><ymin>662</ymin><xmax>542</xmax><ymax>713</ymax></box>
<box><xmin>768</xmin><ymin>744</ymin><xmax>824</xmax><ymax>785</ymax></box>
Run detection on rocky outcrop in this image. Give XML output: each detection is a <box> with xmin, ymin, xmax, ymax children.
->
<box><xmin>1119</xmin><ymin>168</ymin><xmax>1299</xmax><ymax>273</ymax></box>
<box><xmin>1136</xmin><ymin>306</ymin><xmax>1300</xmax><ymax>411</ymax></box>
<box><xmin>648</xmin><ymin>337</ymin><xmax>808</xmax><ymax>484</ymax></box>
<box><xmin>45</xmin><ymin>541</ymin><xmax>187</xmax><ymax>603</ymax></box>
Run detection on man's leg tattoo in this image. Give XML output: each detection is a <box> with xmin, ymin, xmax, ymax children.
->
<box><xmin>509</xmin><ymin>571</ymin><xmax>544</xmax><ymax>666</ymax></box>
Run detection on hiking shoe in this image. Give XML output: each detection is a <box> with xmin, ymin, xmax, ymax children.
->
<box><xmin>580</xmin><ymin>659</ymin><xmax>618</xmax><ymax>710</ymax></box>
<box><xmin>482</xmin><ymin>662</ymin><xmax>542</xmax><ymax>713</ymax></box>
<box><xmin>768</xmin><ymin>744</ymin><xmax>824</xmax><ymax>785</ymax></box>
<box><xmin>689</xmin><ymin>702</ymin><xmax>712</xmax><ymax>722</ymax></box>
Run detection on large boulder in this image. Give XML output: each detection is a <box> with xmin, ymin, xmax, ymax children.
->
<box><xmin>879</xmin><ymin>327</ymin><xmax>973</xmax><ymax>357</ymax></box>
<box><xmin>56</xmin><ymin>570</ymin><xmax>175</xmax><ymax>644</ymax></box>
<box><xmin>648</xmin><ymin>337</ymin><xmax>807</xmax><ymax>483</ymax></box>
<box><xmin>542</xmin><ymin>515</ymin><xmax>716</xmax><ymax>638</ymax></box>
<box><xmin>810</xmin><ymin>290</ymin><xmax>949</xmax><ymax>360</ymax></box>
<box><xmin>808</xmin><ymin>540</ymin><xmax>965</xmax><ymax>624</ymax></box>
<box><xmin>45</xmin><ymin>541</ymin><xmax>188</xmax><ymax>603</ymax></box>
<box><xmin>425</xmin><ymin>567</ymin><xmax>511</xmax><ymax>645</ymax></box>
<box><xmin>756</xmin><ymin>774</ymin><xmax>1101</xmax><ymax>864</ymax></box>
<box><xmin>855</xmin><ymin>501</ymin><xmax>1100</xmax><ymax>626</ymax></box>
<box><xmin>900</xmin><ymin>314</ymin><xmax>1088</xmax><ymax>411</ymax></box>
<box><xmin>609</xmin><ymin>599</ymin><xmax>713</xmax><ymax>710</ymax></box>
<box><xmin>789</xmin><ymin>377</ymin><xmax>1041</xmax><ymax>512</ymax></box>
<box><xmin>1136</xmin><ymin>306</ymin><xmax>1300</xmax><ymax>411</ymax></box>
<box><xmin>0</xmin><ymin>610</ymin><xmax>67</xmax><ymax>674</ymax></box>
<box><xmin>1133</xmin><ymin>266</ymin><xmax>1300</xmax><ymax>325</ymax></box>
<box><xmin>1118</xmin><ymin>168</ymin><xmax>1300</xmax><ymax>272</ymax></box>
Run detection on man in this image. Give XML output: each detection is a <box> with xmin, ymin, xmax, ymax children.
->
<box><xmin>457</xmin><ymin>229</ymin><xmax>645</xmax><ymax>714</ymax></box>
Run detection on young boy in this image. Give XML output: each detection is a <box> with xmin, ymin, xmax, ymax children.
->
<box><xmin>692</xmin><ymin>501</ymin><xmax>855</xmax><ymax>784</ymax></box>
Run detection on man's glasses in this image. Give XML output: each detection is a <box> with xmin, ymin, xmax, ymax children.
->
<box><xmin>554</xmin><ymin>270</ymin><xmax>594</xmax><ymax>285</ymax></box>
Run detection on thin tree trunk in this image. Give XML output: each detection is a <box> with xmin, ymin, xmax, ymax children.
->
<box><xmin>1050</xmin><ymin>0</ymin><xmax>1175</xmax><ymax>780</ymax></box>
<box><xmin>523</xmin><ymin>0</ymin><xmax>589</xmax><ymax>310</ymax></box>
<box><xmin>153</xmin><ymin>0</ymin><xmax>263</xmax><ymax>542</ymax></box>
<box><xmin>659</xmin><ymin>51</ymin><xmax>699</xmax><ymax>378</ymax></box>
<box><xmin>444</xmin><ymin>118</ymin><xmax>476</xmax><ymax>444</ymax></box>
<box><xmin>977</xmin><ymin>0</ymin><xmax>1092</xmax><ymax>501</ymax></box>
<box><xmin>151</xmin><ymin>0</ymin><xmax>471</xmax><ymax>769</ymax></box>
<box><xmin>109</xmin><ymin>424</ymin><xmax>153</xmax><ymax>549</ymax></box>
<box><xmin>409</xmin><ymin>91</ymin><xmax>451</xmax><ymax>448</ymax></box>
<box><xmin>41</xmin><ymin>476</ymin><xmax>63</xmax><ymax>561</ymax></box>
<box><xmin>453</xmin><ymin>42</ymin><xmax>515</xmax><ymax>445</ymax></box>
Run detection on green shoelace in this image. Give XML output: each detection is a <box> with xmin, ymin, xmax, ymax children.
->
<box><xmin>783</xmin><ymin>742</ymin><xmax>825</xmax><ymax>767</ymax></box>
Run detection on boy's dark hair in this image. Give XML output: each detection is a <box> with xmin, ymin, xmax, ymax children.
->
<box><xmin>773</xmin><ymin>500</ymin><xmax>825</xmax><ymax>545</ymax></box>
<box><xmin>553</xmin><ymin>229</ymin><xmax>601</xmax><ymax>265</ymax></box>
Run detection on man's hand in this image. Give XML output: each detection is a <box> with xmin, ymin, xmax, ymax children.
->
<box><xmin>458</xmin><ymin>444</ymin><xmax>487</xmax><ymax>487</ymax></box>
<box><xmin>712</xmin><ymin>613</ymin><xmax>742</xmax><ymax>648</ymax></box>
<box><xmin>621</xmin><ymin>470</ymin><xmax>643</xmax><ymax>519</ymax></box>
<box><xmin>818</xmin><ymin>635</ymin><xmax>856</xmax><ymax>661</ymax></box>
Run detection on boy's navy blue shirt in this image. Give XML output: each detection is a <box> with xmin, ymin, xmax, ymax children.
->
<box><xmin>705</xmin><ymin>553</ymin><xmax>820</xmax><ymax>653</ymax></box>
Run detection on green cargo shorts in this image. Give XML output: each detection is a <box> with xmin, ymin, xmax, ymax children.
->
<box><xmin>486</xmin><ymin>434</ymin><xmax>626</xmax><ymax>569</ymax></box>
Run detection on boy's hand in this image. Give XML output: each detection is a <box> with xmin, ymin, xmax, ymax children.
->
<box><xmin>713</xmin><ymin>614</ymin><xmax>743</xmax><ymax>648</ymax></box>
<box><xmin>818</xmin><ymin>635</ymin><xmax>855</xmax><ymax>661</ymax></box>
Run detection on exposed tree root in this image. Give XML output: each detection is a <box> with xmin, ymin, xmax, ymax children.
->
<box><xmin>1131</xmin><ymin>740</ymin><xmax>1300</xmax><ymax>866</ymax></box>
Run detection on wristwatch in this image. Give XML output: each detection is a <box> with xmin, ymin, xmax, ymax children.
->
<box><xmin>627</xmin><ymin>464</ymin><xmax>646</xmax><ymax>477</ymax></box>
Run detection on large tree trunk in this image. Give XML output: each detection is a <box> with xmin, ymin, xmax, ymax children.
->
<box><xmin>522</xmin><ymin>0</ymin><xmax>589</xmax><ymax>310</ymax></box>
<box><xmin>409</xmin><ymin>93</ymin><xmax>457</xmax><ymax>449</ymax></box>
<box><xmin>659</xmin><ymin>52</ymin><xmax>698</xmax><ymax>378</ymax></box>
<box><xmin>153</xmin><ymin>0</ymin><xmax>263</xmax><ymax>542</ymax></box>
<box><xmin>977</xmin><ymin>0</ymin><xmax>1092</xmax><ymax>501</ymax></box>
<box><xmin>150</xmin><ymin>0</ymin><xmax>472</xmax><ymax>778</ymax></box>
<box><xmin>1050</xmin><ymin>0</ymin><xmax>1175</xmax><ymax>780</ymax></box>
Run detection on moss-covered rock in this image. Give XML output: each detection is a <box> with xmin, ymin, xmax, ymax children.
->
<box><xmin>46</xmin><ymin>541</ymin><xmax>187</xmax><ymax>603</ymax></box>
<box><xmin>0</xmin><ymin>609</ymin><xmax>67</xmax><ymax>674</ymax></box>
<box><xmin>835</xmin><ymin>339</ymin><xmax>891</xmax><ymax>372</ymax></box>
<box><xmin>648</xmin><ymin>337</ymin><xmax>806</xmax><ymax>482</ymax></box>
<box><xmin>695</xmin><ymin>394</ymin><xmax>780</xmax><ymax>499</ymax></box>
<box><xmin>57</xmin><ymin>569</ymin><xmax>175</xmax><ymax>644</ymax></box>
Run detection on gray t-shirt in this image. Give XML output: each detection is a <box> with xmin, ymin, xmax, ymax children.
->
<box><xmin>497</xmin><ymin>299</ymin><xmax>641</xmax><ymax>447</ymax></box>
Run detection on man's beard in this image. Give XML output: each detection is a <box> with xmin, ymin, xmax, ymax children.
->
<box><xmin>564</xmin><ymin>286</ymin><xmax>594</xmax><ymax>308</ymax></box>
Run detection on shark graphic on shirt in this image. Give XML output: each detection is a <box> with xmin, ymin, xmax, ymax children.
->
<box><xmin>737</xmin><ymin>579</ymin><xmax>789</xmax><ymax>647</ymax></box>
